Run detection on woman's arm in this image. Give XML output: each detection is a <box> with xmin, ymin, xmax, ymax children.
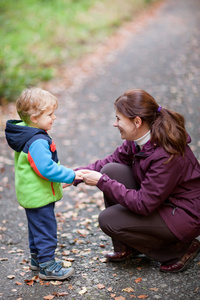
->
<box><xmin>81</xmin><ymin>156</ymin><xmax>183</xmax><ymax>216</ymax></box>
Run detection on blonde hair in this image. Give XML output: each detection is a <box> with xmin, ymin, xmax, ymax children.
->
<box><xmin>16</xmin><ymin>87</ymin><xmax>58</xmax><ymax>124</ymax></box>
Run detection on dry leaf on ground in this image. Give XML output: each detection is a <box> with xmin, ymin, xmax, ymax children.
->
<box><xmin>135</xmin><ymin>277</ymin><xmax>142</xmax><ymax>283</ymax></box>
<box><xmin>78</xmin><ymin>287</ymin><xmax>87</xmax><ymax>295</ymax></box>
<box><xmin>43</xmin><ymin>295</ymin><xmax>54</xmax><ymax>300</ymax></box>
<box><xmin>122</xmin><ymin>287</ymin><xmax>134</xmax><ymax>292</ymax></box>
<box><xmin>97</xmin><ymin>283</ymin><xmax>105</xmax><ymax>289</ymax></box>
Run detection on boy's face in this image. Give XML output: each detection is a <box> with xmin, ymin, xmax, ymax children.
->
<box><xmin>31</xmin><ymin>107</ymin><xmax>56</xmax><ymax>131</ymax></box>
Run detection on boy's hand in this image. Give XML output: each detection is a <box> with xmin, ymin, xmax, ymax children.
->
<box><xmin>62</xmin><ymin>170</ymin><xmax>83</xmax><ymax>188</ymax></box>
<box><xmin>75</xmin><ymin>170</ymin><xmax>84</xmax><ymax>180</ymax></box>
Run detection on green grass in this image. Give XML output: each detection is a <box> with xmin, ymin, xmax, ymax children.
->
<box><xmin>0</xmin><ymin>0</ymin><xmax>158</xmax><ymax>102</ymax></box>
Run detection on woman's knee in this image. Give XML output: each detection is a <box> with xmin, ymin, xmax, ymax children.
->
<box><xmin>98</xmin><ymin>209</ymin><xmax>108</xmax><ymax>233</ymax></box>
<box><xmin>98</xmin><ymin>208</ymin><xmax>115</xmax><ymax>236</ymax></box>
<box><xmin>100</xmin><ymin>163</ymin><xmax>139</xmax><ymax>190</ymax></box>
<box><xmin>100</xmin><ymin>163</ymin><xmax>119</xmax><ymax>177</ymax></box>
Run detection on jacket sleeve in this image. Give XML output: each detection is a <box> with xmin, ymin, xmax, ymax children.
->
<box><xmin>28</xmin><ymin>139</ymin><xmax>75</xmax><ymax>184</ymax></box>
<box><xmin>97</xmin><ymin>155</ymin><xmax>183</xmax><ymax>216</ymax></box>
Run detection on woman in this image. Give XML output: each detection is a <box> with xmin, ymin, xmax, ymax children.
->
<box><xmin>73</xmin><ymin>89</ymin><xmax>200</xmax><ymax>273</ymax></box>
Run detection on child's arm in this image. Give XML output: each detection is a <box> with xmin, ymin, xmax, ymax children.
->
<box><xmin>28</xmin><ymin>139</ymin><xmax>75</xmax><ymax>184</ymax></box>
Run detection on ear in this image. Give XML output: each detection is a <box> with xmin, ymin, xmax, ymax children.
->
<box><xmin>134</xmin><ymin>116</ymin><xmax>142</xmax><ymax>128</ymax></box>
<box><xmin>30</xmin><ymin>115</ymin><xmax>38</xmax><ymax>124</ymax></box>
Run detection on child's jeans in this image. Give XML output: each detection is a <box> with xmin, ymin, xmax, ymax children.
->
<box><xmin>25</xmin><ymin>202</ymin><xmax>57</xmax><ymax>263</ymax></box>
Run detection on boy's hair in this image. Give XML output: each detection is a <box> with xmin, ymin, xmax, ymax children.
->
<box><xmin>16</xmin><ymin>87</ymin><xmax>58</xmax><ymax>124</ymax></box>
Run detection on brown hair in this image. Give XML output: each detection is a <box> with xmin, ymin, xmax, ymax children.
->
<box><xmin>114</xmin><ymin>89</ymin><xmax>187</xmax><ymax>159</ymax></box>
<box><xmin>16</xmin><ymin>87</ymin><xmax>58</xmax><ymax>124</ymax></box>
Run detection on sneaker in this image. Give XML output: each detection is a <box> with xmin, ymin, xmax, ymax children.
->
<box><xmin>39</xmin><ymin>259</ymin><xmax>74</xmax><ymax>280</ymax></box>
<box><xmin>30</xmin><ymin>253</ymin><xmax>39</xmax><ymax>271</ymax></box>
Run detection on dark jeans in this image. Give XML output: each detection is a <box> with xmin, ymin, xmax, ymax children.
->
<box><xmin>25</xmin><ymin>202</ymin><xmax>57</xmax><ymax>263</ymax></box>
<box><xmin>98</xmin><ymin>163</ymin><xmax>190</xmax><ymax>263</ymax></box>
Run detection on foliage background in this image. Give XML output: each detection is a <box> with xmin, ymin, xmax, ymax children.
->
<box><xmin>0</xmin><ymin>0</ymin><xmax>157</xmax><ymax>103</ymax></box>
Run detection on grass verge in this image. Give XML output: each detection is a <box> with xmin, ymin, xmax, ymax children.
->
<box><xmin>0</xmin><ymin>0</ymin><xmax>159</xmax><ymax>103</ymax></box>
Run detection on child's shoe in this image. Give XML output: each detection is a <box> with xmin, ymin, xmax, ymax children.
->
<box><xmin>39</xmin><ymin>259</ymin><xmax>74</xmax><ymax>280</ymax></box>
<box><xmin>30</xmin><ymin>253</ymin><xmax>39</xmax><ymax>271</ymax></box>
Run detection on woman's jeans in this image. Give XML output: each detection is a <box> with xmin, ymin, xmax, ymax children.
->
<box><xmin>98</xmin><ymin>163</ymin><xmax>190</xmax><ymax>263</ymax></box>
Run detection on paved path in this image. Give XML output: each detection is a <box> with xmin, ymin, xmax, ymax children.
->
<box><xmin>0</xmin><ymin>0</ymin><xmax>200</xmax><ymax>299</ymax></box>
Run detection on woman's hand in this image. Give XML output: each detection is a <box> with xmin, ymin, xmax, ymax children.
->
<box><xmin>81</xmin><ymin>170</ymin><xmax>102</xmax><ymax>186</ymax></box>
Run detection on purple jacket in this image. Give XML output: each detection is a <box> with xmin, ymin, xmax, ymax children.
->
<box><xmin>76</xmin><ymin>135</ymin><xmax>200</xmax><ymax>243</ymax></box>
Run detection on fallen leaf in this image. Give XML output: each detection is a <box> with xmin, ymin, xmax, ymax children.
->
<box><xmin>52</xmin><ymin>291</ymin><xmax>69</xmax><ymax>297</ymax></box>
<box><xmin>111</xmin><ymin>294</ymin><xmax>116</xmax><ymax>298</ymax></box>
<box><xmin>32</xmin><ymin>275</ymin><xmax>39</xmax><ymax>281</ymax></box>
<box><xmin>0</xmin><ymin>258</ymin><xmax>8</xmax><ymax>261</ymax></box>
<box><xmin>43</xmin><ymin>295</ymin><xmax>54</xmax><ymax>300</ymax></box>
<box><xmin>22</xmin><ymin>266</ymin><xmax>30</xmax><ymax>271</ymax></box>
<box><xmin>62</xmin><ymin>261</ymin><xmax>72</xmax><ymax>268</ymax></box>
<box><xmin>138</xmin><ymin>295</ymin><xmax>148</xmax><ymax>299</ymax></box>
<box><xmin>149</xmin><ymin>288</ymin><xmax>159</xmax><ymax>291</ymax></box>
<box><xmin>50</xmin><ymin>281</ymin><xmax>63</xmax><ymax>286</ymax></box>
<box><xmin>24</xmin><ymin>279</ymin><xmax>34</xmax><ymax>286</ymax></box>
<box><xmin>7</xmin><ymin>275</ymin><xmax>15</xmax><ymax>279</ymax></box>
<box><xmin>135</xmin><ymin>277</ymin><xmax>142</xmax><ymax>283</ymax></box>
<box><xmin>62</xmin><ymin>250</ymin><xmax>70</xmax><ymax>256</ymax></box>
<box><xmin>15</xmin><ymin>281</ymin><xmax>23</xmax><ymax>285</ymax></box>
<box><xmin>122</xmin><ymin>287</ymin><xmax>134</xmax><ymax>292</ymax></box>
<box><xmin>115</xmin><ymin>296</ymin><xmax>125</xmax><ymax>300</ymax></box>
<box><xmin>65</xmin><ymin>257</ymin><xmax>75</xmax><ymax>262</ymax></box>
<box><xmin>68</xmin><ymin>284</ymin><xmax>74</xmax><ymax>290</ymax></box>
<box><xmin>77</xmin><ymin>229</ymin><xmax>89</xmax><ymax>237</ymax></box>
<box><xmin>107</xmin><ymin>287</ymin><xmax>113</xmax><ymax>292</ymax></box>
<box><xmin>78</xmin><ymin>287</ymin><xmax>87</xmax><ymax>295</ymax></box>
<box><xmin>97</xmin><ymin>283</ymin><xmax>105</xmax><ymax>289</ymax></box>
<box><xmin>99</xmin><ymin>258</ymin><xmax>107</xmax><ymax>263</ymax></box>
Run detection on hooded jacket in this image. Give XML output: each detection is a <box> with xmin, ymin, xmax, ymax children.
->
<box><xmin>5</xmin><ymin>120</ymin><xmax>75</xmax><ymax>209</ymax></box>
<box><xmin>75</xmin><ymin>136</ymin><xmax>200</xmax><ymax>243</ymax></box>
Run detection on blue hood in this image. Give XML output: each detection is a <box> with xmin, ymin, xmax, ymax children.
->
<box><xmin>5</xmin><ymin>120</ymin><xmax>46</xmax><ymax>152</ymax></box>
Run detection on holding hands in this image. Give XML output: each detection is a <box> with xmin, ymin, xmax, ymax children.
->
<box><xmin>79</xmin><ymin>170</ymin><xmax>102</xmax><ymax>186</ymax></box>
<box><xmin>63</xmin><ymin>170</ymin><xmax>102</xmax><ymax>188</ymax></box>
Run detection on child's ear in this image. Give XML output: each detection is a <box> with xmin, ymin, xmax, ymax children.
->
<box><xmin>30</xmin><ymin>115</ymin><xmax>38</xmax><ymax>124</ymax></box>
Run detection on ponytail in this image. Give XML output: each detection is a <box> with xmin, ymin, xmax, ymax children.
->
<box><xmin>151</xmin><ymin>108</ymin><xmax>187</xmax><ymax>158</ymax></box>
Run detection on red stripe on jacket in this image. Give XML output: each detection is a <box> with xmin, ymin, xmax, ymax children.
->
<box><xmin>28</xmin><ymin>151</ymin><xmax>48</xmax><ymax>180</ymax></box>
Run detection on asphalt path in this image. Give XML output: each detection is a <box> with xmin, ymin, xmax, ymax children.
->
<box><xmin>0</xmin><ymin>0</ymin><xmax>200</xmax><ymax>299</ymax></box>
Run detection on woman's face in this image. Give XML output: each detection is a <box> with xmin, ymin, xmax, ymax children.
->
<box><xmin>113</xmin><ymin>109</ymin><xmax>138</xmax><ymax>141</ymax></box>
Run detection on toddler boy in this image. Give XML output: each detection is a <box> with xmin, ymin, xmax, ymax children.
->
<box><xmin>5</xmin><ymin>87</ymin><xmax>82</xmax><ymax>280</ymax></box>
